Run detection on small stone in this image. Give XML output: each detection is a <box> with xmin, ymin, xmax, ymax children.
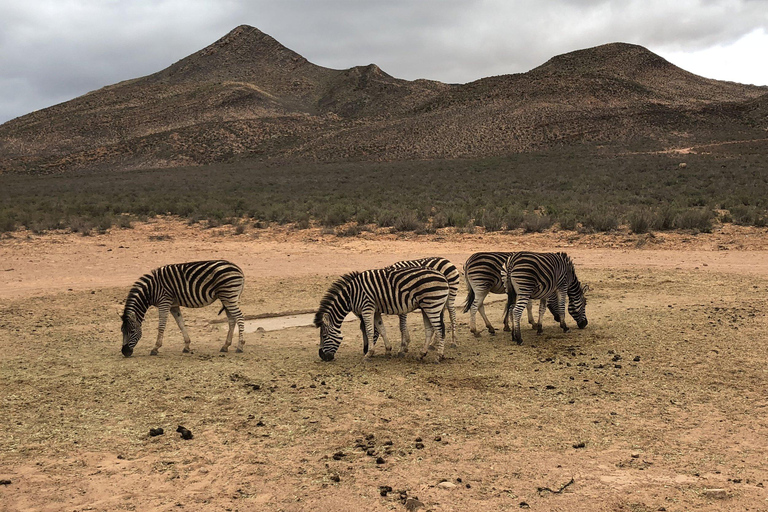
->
<box><xmin>256</xmin><ymin>420</ymin><xmax>265</xmax><ymax>427</ymax></box>
<box><xmin>379</xmin><ymin>485</ymin><xmax>393</xmax><ymax>496</ymax></box>
<box><xmin>573</xmin><ymin>442</ymin><xmax>586</xmax><ymax>449</ymax></box>
<box><xmin>329</xmin><ymin>474</ymin><xmax>340</xmax><ymax>482</ymax></box>
<box><xmin>434</xmin><ymin>436</ymin><xmax>442</xmax><ymax>442</ymax></box>
<box><xmin>631</xmin><ymin>452</ymin><xmax>640</xmax><ymax>458</ymax></box>
<box><xmin>404</xmin><ymin>497</ymin><xmax>424</xmax><ymax>511</ymax></box>
<box><xmin>0</xmin><ymin>480</ymin><xmax>11</xmax><ymax>486</ymax></box>
<box><xmin>176</xmin><ymin>426</ymin><xmax>193</xmax><ymax>440</ymax></box>
<box><xmin>703</xmin><ymin>488</ymin><xmax>727</xmax><ymax>499</ymax></box>
<box><xmin>367</xmin><ymin>448</ymin><xmax>376</xmax><ymax>456</ymax></box>
<box><xmin>633</xmin><ymin>356</ymin><xmax>641</xmax><ymax>362</ymax></box>
<box><xmin>384</xmin><ymin>439</ymin><xmax>393</xmax><ymax>446</ymax></box>
<box><xmin>332</xmin><ymin>451</ymin><xmax>345</xmax><ymax>460</ymax></box>
<box><xmin>376</xmin><ymin>457</ymin><xmax>386</xmax><ymax>464</ymax></box>
<box><xmin>415</xmin><ymin>442</ymin><xmax>425</xmax><ymax>449</ymax></box>
<box><xmin>415</xmin><ymin>437</ymin><xmax>422</xmax><ymax>442</ymax></box>
<box><xmin>149</xmin><ymin>427</ymin><xmax>164</xmax><ymax>437</ymax></box>
<box><xmin>437</xmin><ymin>481</ymin><xmax>456</xmax><ymax>489</ymax></box>
<box><xmin>519</xmin><ymin>502</ymin><xmax>530</xmax><ymax>509</ymax></box>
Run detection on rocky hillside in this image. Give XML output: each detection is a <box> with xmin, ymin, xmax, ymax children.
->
<box><xmin>1</xmin><ymin>25</ymin><xmax>765</xmax><ymax>173</ymax></box>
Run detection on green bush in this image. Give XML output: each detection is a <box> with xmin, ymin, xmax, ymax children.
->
<box><xmin>479</xmin><ymin>208</ymin><xmax>505</xmax><ymax>232</ymax></box>
<box><xmin>393</xmin><ymin>211</ymin><xmax>424</xmax><ymax>232</ymax></box>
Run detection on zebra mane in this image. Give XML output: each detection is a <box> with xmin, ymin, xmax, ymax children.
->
<box><xmin>314</xmin><ymin>272</ymin><xmax>360</xmax><ymax>327</ymax></box>
<box><xmin>123</xmin><ymin>274</ymin><xmax>153</xmax><ymax>320</ymax></box>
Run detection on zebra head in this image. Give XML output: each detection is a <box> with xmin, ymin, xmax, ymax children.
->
<box><xmin>316</xmin><ymin>315</ymin><xmax>343</xmax><ymax>361</ymax></box>
<box><xmin>314</xmin><ymin>272</ymin><xmax>357</xmax><ymax>361</ymax></box>
<box><xmin>120</xmin><ymin>311</ymin><xmax>142</xmax><ymax>357</ymax></box>
<box><xmin>567</xmin><ymin>282</ymin><xmax>589</xmax><ymax>329</ymax></box>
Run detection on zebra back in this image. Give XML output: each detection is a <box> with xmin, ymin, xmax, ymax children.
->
<box><xmin>504</xmin><ymin>251</ymin><xmax>576</xmax><ymax>300</ymax></box>
<box><xmin>462</xmin><ymin>252</ymin><xmax>515</xmax><ymax>311</ymax></box>
<box><xmin>388</xmin><ymin>257</ymin><xmax>460</xmax><ymax>288</ymax></box>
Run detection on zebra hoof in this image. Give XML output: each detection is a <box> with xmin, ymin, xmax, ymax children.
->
<box><xmin>235</xmin><ymin>348</ymin><xmax>243</xmax><ymax>353</ymax></box>
<box><xmin>150</xmin><ymin>349</ymin><xmax>158</xmax><ymax>356</ymax></box>
<box><xmin>220</xmin><ymin>347</ymin><xmax>228</xmax><ymax>353</ymax></box>
<box><xmin>562</xmin><ymin>327</ymin><xmax>570</xmax><ymax>333</ymax></box>
<box><xmin>182</xmin><ymin>348</ymin><xmax>190</xmax><ymax>353</ymax></box>
<box><xmin>473</xmin><ymin>332</ymin><xmax>482</xmax><ymax>338</ymax></box>
<box><xmin>503</xmin><ymin>326</ymin><xmax>511</xmax><ymax>332</ymax></box>
<box><xmin>488</xmin><ymin>328</ymin><xmax>496</xmax><ymax>335</ymax></box>
<box><xmin>420</xmin><ymin>352</ymin><xmax>428</xmax><ymax>360</ymax></box>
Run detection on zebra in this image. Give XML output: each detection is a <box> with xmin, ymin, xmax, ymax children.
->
<box><xmin>463</xmin><ymin>252</ymin><xmax>559</xmax><ymax>336</ymax></box>
<box><xmin>314</xmin><ymin>267</ymin><xmax>450</xmax><ymax>362</ymax></box>
<box><xmin>387</xmin><ymin>257</ymin><xmax>460</xmax><ymax>348</ymax></box>
<box><xmin>121</xmin><ymin>260</ymin><xmax>246</xmax><ymax>357</ymax></box>
<box><xmin>502</xmin><ymin>251</ymin><xmax>588</xmax><ymax>345</ymax></box>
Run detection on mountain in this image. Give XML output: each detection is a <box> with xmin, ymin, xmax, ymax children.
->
<box><xmin>0</xmin><ymin>26</ymin><xmax>765</xmax><ymax>174</ymax></box>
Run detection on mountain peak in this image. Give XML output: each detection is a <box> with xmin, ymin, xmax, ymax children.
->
<box><xmin>531</xmin><ymin>42</ymin><xmax>677</xmax><ymax>78</ymax></box>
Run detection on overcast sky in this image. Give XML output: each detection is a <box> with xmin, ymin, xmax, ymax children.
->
<box><xmin>1</xmin><ymin>0</ymin><xmax>767</xmax><ymax>124</ymax></box>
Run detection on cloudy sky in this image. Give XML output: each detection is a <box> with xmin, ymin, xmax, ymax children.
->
<box><xmin>1</xmin><ymin>0</ymin><xmax>767</xmax><ymax>124</ymax></box>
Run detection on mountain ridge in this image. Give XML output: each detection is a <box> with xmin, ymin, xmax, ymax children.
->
<box><xmin>1</xmin><ymin>25</ymin><xmax>765</xmax><ymax>173</ymax></box>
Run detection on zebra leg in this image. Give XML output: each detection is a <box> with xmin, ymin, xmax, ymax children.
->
<box><xmin>151</xmin><ymin>302</ymin><xmax>171</xmax><ymax>355</ymax></box>
<box><xmin>557</xmin><ymin>289</ymin><xmax>570</xmax><ymax>333</ymax></box>
<box><xmin>218</xmin><ymin>300</ymin><xmax>246</xmax><ymax>353</ymax></box>
<box><xmin>446</xmin><ymin>294</ymin><xmax>458</xmax><ymax>347</ymax></box>
<box><xmin>361</xmin><ymin>309</ymin><xmax>378</xmax><ymax>358</ymax></box>
<box><xmin>169</xmin><ymin>306</ymin><xmax>193</xmax><ymax>353</ymax></box>
<box><xmin>398</xmin><ymin>314</ymin><xmax>411</xmax><ymax>352</ymax></box>
<box><xmin>536</xmin><ymin>299</ymin><xmax>547</xmax><ymax>334</ymax></box>
<box><xmin>511</xmin><ymin>297</ymin><xmax>529</xmax><ymax>345</ymax></box>
<box><xmin>374</xmin><ymin>312</ymin><xmax>393</xmax><ymax>355</ymax></box>
<box><xmin>475</xmin><ymin>289</ymin><xmax>496</xmax><ymax>336</ymax></box>
<box><xmin>526</xmin><ymin>300</ymin><xmax>537</xmax><ymax>330</ymax></box>
<box><xmin>419</xmin><ymin>310</ymin><xmax>435</xmax><ymax>360</ymax></box>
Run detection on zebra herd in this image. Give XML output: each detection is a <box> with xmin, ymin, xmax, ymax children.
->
<box><xmin>120</xmin><ymin>252</ymin><xmax>589</xmax><ymax>360</ymax></box>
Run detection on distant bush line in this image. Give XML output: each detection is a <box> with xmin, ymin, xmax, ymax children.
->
<box><xmin>1</xmin><ymin>147</ymin><xmax>767</xmax><ymax>235</ymax></box>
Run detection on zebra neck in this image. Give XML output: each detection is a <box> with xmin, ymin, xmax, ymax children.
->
<box><xmin>124</xmin><ymin>275</ymin><xmax>156</xmax><ymax>322</ymax></box>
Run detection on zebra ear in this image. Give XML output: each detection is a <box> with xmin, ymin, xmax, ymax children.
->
<box><xmin>582</xmin><ymin>284</ymin><xmax>590</xmax><ymax>293</ymax></box>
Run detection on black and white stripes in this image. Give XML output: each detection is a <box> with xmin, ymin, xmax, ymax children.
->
<box><xmin>387</xmin><ymin>257</ymin><xmax>460</xmax><ymax>347</ymax></box>
<box><xmin>503</xmin><ymin>252</ymin><xmax>588</xmax><ymax>345</ymax></box>
<box><xmin>314</xmin><ymin>267</ymin><xmax>450</xmax><ymax>361</ymax></box>
<box><xmin>121</xmin><ymin>260</ymin><xmax>245</xmax><ymax>356</ymax></box>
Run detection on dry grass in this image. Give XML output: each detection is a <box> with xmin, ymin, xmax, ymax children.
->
<box><xmin>2</xmin><ymin>267</ymin><xmax>768</xmax><ymax>511</ymax></box>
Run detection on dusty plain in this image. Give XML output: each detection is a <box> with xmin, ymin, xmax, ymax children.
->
<box><xmin>1</xmin><ymin>218</ymin><xmax>768</xmax><ymax>511</ymax></box>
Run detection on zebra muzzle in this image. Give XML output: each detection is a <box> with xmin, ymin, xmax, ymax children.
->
<box><xmin>122</xmin><ymin>345</ymin><xmax>134</xmax><ymax>357</ymax></box>
<box><xmin>319</xmin><ymin>348</ymin><xmax>335</xmax><ymax>362</ymax></box>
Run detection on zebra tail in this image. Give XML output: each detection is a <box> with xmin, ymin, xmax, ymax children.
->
<box><xmin>462</xmin><ymin>274</ymin><xmax>475</xmax><ymax>313</ymax></box>
<box><xmin>218</xmin><ymin>306</ymin><xmax>226</xmax><ymax>315</ymax></box>
<box><xmin>440</xmin><ymin>309</ymin><xmax>446</xmax><ymax>339</ymax></box>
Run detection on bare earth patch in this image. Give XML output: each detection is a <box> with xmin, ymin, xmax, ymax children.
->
<box><xmin>1</xmin><ymin>219</ymin><xmax>768</xmax><ymax>511</ymax></box>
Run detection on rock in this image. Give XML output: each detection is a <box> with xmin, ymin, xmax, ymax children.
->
<box><xmin>379</xmin><ymin>485</ymin><xmax>393</xmax><ymax>496</ymax></box>
<box><xmin>519</xmin><ymin>502</ymin><xmax>530</xmax><ymax>509</ymax></box>
<box><xmin>376</xmin><ymin>456</ymin><xmax>386</xmax><ymax>464</ymax></box>
<box><xmin>437</xmin><ymin>481</ymin><xmax>456</xmax><ymax>489</ymax></box>
<box><xmin>573</xmin><ymin>441</ymin><xmax>586</xmax><ymax>449</ymax></box>
<box><xmin>176</xmin><ymin>425</ymin><xmax>193</xmax><ymax>440</ymax></box>
<box><xmin>329</xmin><ymin>474</ymin><xmax>340</xmax><ymax>482</ymax></box>
<box><xmin>149</xmin><ymin>427</ymin><xmax>164</xmax><ymax>437</ymax></box>
<box><xmin>332</xmin><ymin>451</ymin><xmax>346</xmax><ymax>460</ymax></box>
<box><xmin>703</xmin><ymin>488</ymin><xmax>727</xmax><ymax>499</ymax></box>
<box><xmin>0</xmin><ymin>480</ymin><xmax>11</xmax><ymax>486</ymax></box>
<box><xmin>404</xmin><ymin>497</ymin><xmax>424</xmax><ymax>511</ymax></box>
<box><xmin>415</xmin><ymin>442</ymin><xmax>425</xmax><ymax>449</ymax></box>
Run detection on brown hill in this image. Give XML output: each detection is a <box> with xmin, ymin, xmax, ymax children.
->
<box><xmin>0</xmin><ymin>27</ymin><xmax>765</xmax><ymax>173</ymax></box>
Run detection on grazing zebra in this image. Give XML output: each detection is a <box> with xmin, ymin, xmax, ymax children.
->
<box><xmin>387</xmin><ymin>257</ymin><xmax>460</xmax><ymax>348</ymax></box>
<box><xmin>503</xmin><ymin>251</ymin><xmax>588</xmax><ymax>345</ymax></box>
<box><xmin>463</xmin><ymin>252</ymin><xmax>559</xmax><ymax>336</ymax></box>
<box><xmin>314</xmin><ymin>267</ymin><xmax>450</xmax><ymax>362</ymax></box>
<box><xmin>121</xmin><ymin>260</ymin><xmax>246</xmax><ymax>357</ymax></box>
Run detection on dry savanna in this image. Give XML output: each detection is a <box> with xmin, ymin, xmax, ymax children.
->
<box><xmin>1</xmin><ymin>219</ymin><xmax>768</xmax><ymax>511</ymax></box>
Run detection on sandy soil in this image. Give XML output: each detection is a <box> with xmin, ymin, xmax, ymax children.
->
<box><xmin>2</xmin><ymin>219</ymin><xmax>768</xmax><ymax>511</ymax></box>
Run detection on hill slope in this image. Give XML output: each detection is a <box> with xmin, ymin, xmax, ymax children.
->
<box><xmin>0</xmin><ymin>27</ymin><xmax>765</xmax><ymax>173</ymax></box>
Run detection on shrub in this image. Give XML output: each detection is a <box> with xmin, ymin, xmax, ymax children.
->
<box><xmin>445</xmin><ymin>209</ymin><xmax>470</xmax><ymax>228</ymax></box>
<box><xmin>479</xmin><ymin>208</ymin><xmax>504</xmax><ymax>232</ymax></box>
<box><xmin>504</xmin><ymin>209</ymin><xmax>525</xmax><ymax>230</ymax></box>
<box><xmin>581</xmin><ymin>211</ymin><xmax>619</xmax><ymax>232</ymax></box>
<box><xmin>627</xmin><ymin>208</ymin><xmax>654</xmax><ymax>234</ymax></box>
<box><xmin>653</xmin><ymin>206</ymin><xmax>678</xmax><ymax>231</ymax></box>
<box><xmin>321</xmin><ymin>204</ymin><xmax>353</xmax><ymax>227</ymax></box>
<box><xmin>556</xmin><ymin>213</ymin><xmax>578</xmax><ymax>231</ymax></box>
<box><xmin>675</xmin><ymin>209</ymin><xmax>712</xmax><ymax>233</ymax></box>
<box><xmin>335</xmin><ymin>224</ymin><xmax>361</xmax><ymax>237</ymax></box>
<box><xmin>393</xmin><ymin>211</ymin><xmax>424</xmax><ymax>232</ymax></box>
<box><xmin>522</xmin><ymin>213</ymin><xmax>554</xmax><ymax>233</ymax></box>
<box><xmin>0</xmin><ymin>213</ymin><xmax>16</xmax><ymax>233</ymax></box>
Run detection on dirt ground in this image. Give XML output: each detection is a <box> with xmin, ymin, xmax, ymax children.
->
<box><xmin>2</xmin><ymin>218</ymin><xmax>768</xmax><ymax>511</ymax></box>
